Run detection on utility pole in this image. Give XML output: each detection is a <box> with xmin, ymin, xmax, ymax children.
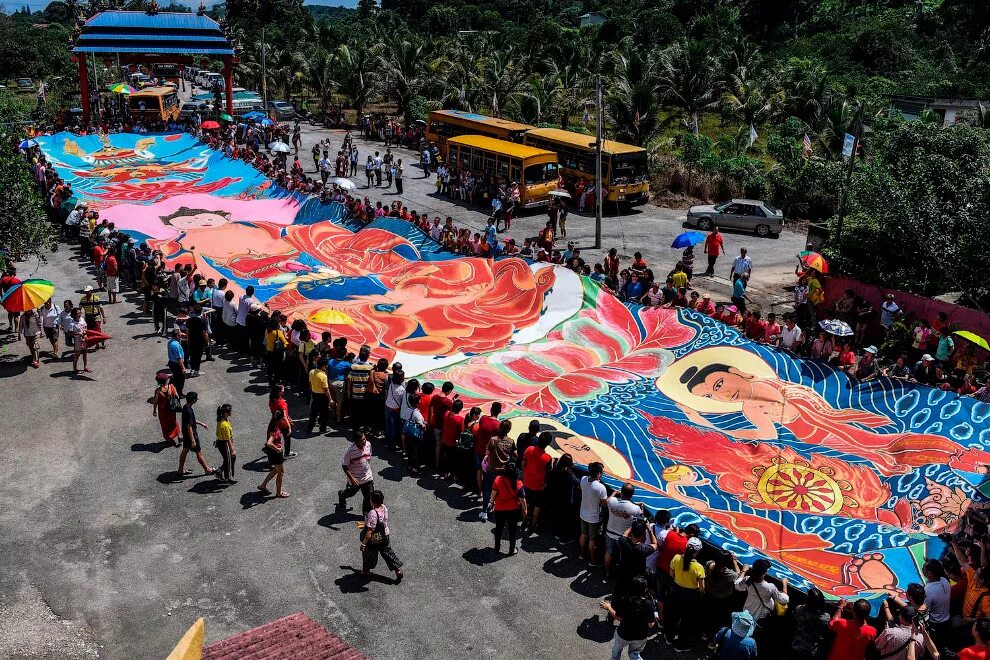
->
<box><xmin>261</xmin><ymin>28</ymin><xmax>268</xmax><ymax>115</ymax></box>
<box><xmin>835</xmin><ymin>100</ymin><xmax>863</xmax><ymax>242</ymax></box>
<box><xmin>594</xmin><ymin>76</ymin><xmax>603</xmax><ymax>250</ymax></box>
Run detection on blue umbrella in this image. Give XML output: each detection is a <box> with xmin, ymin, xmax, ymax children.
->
<box><xmin>259</xmin><ymin>118</ymin><xmax>275</xmax><ymax>127</ymax></box>
<box><xmin>19</xmin><ymin>138</ymin><xmax>38</xmax><ymax>150</ymax></box>
<box><xmin>243</xmin><ymin>111</ymin><xmax>265</xmax><ymax>121</ymax></box>
<box><xmin>670</xmin><ymin>231</ymin><xmax>707</xmax><ymax>249</ymax></box>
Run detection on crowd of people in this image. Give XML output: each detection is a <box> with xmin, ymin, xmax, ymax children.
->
<box><xmin>15</xmin><ymin>123</ymin><xmax>990</xmax><ymax>660</ymax></box>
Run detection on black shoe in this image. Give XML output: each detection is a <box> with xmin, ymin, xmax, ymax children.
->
<box><xmin>337</xmin><ymin>490</ymin><xmax>346</xmax><ymax>506</ymax></box>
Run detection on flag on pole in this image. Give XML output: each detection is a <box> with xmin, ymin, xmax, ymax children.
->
<box><xmin>842</xmin><ymin>133</ymin><xmax>855</xmax><ymax>159</ymax></box>
<box><xmin>492</xmin><ymin>91</ymin><xmax>498</xmax><ymax>116</ymax></box>
<box><xmin>748</xmin><ymin>122</ymin><xmax>758</xmax><ymax>147</ymax></box>
<box><xmin>802</xmin><ymin>133</ymin><xmax>813</xmax><ymax>159</ymax></box>
<box><xmin>582</xmin><ymin>105</ymin><xmax>591</xmax><ymax>124</ymax></box>
<box><xmin>633</xmin><ymin>110</ymin><xmax>640</xmax><ymax>129</ymax></box>
<box><xmin>458</xmin><ymin>87</ymin><xmax>466</xmax><ymax>104</ymax></box>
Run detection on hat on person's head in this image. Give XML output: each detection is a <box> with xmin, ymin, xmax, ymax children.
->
<box><xmin>886</xmin><ymin>293</ymin><xmax>895</xmax><ymax>299</ymax></box>
<box><xmin>155</xmin><ymin>369</ymin><xmax>172</xmax><ymax>384</ymax></box>
<box><xmin>686</xmin><ymin>537</ymin><xmax>703</xmax><ymax>551</ymax></box>
<box><xmin>922</xmin><ymin>353</ymin><xmax>934</xmax><ymax>361</ymax></box>
<box><xmin>83</xmin><ymin>285</ymin><xmax>94</xmax><ymax>292</ymax></box>
<box><xmin>864</xmin><ymin>345</ymin><xmax>878</xmax><ymax>354</ymax></box>
<box><xmin>702</xmin><ymin>293</ymin><xmax>711</xmax><ymax>299</ymax></box>
<box><xmin>731</xmin><ymin>610</ymin><xmax>756</xmax><ymax>638</ymax></box>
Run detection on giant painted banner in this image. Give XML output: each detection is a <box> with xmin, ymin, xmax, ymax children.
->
<box><xmin>39</xmin><ymin>132</ymin><xmax>990</xmax><ymax>605</ymax></box>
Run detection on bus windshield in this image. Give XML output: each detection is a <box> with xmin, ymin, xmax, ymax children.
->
<box><xmin>611</xmin><ymin>152</ymin><xmax>648</xmax><ymax>184</ymax></box>
<box><xmin>524</xmin><ymin>162</ymin><xmax>558</xmax><ymax>185</ymax></box>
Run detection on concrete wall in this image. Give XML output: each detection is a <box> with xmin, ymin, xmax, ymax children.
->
<box><xmin>823</xmin><ymin>274</ymin><xmax>990</xmax><ymax>345</ymax></box>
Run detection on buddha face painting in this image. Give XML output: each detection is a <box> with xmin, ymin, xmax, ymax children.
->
<box><xmin>160</xmin><ymin>207</ymin><xmax>232</xmax><ymax>231</ymax></box>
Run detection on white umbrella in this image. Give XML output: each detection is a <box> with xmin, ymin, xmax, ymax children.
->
<box><xmin>268</xmin><ymin>141</ymin><xmax>291</xmax><ymax>153</ymax></box>
<box><xmin>548</xmin><ymin>189</ymin><xmax>572</xmax><ymax>199</ymax></box>
<box><xmin>818</xmin><ymin>319</ymin><xmax>854</xmax><ymax>337</ymax></box>
<box><xmin>330</xmin><ymin>177</ymin><xmax>357</xmax><ymax>191</ymax></box>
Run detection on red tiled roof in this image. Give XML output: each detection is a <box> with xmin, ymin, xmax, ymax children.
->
<box><xmin>202</xmin><ymin>613</ymin><xmax>366</xmax><ymax>660</ymax></box>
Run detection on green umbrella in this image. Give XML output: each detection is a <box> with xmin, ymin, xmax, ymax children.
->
<box><xmin>219</xmin><ymin>113</ymin><xmax>234</xmax><ymax>122</ymax></box>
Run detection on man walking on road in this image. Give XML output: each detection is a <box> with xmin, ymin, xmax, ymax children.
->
<box><xmin>318</xmin><ymin>152</ymin><xmax>332</xmax><ymax>185</ymax></box>
<box><xmin>703</xmin><ymin>227</ymin><xmax>724</xmax><ymax>277</ymax></box>
<box><xmin>730</xmin><ymin>247</ymin><xmax>753</xmax><ymax>281</ymax></box>
<box><xmin>339</xmin><ymin>431</ymin><xmax>375</xmax><ymax>516</ymax></box>
<box><xmin>394</xmin><ymin>159</ymin><xmax>404</xmax><ymax>195</ymax></box>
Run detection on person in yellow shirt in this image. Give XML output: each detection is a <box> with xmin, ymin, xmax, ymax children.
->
<box><xmin>214</xmin><ymin>403</ymin><xmax>236</xmax><ymax>483</ymax></box>
<box><xmin>668</xmin><ymin>536</ymin><xmax>706</xmax><ymax>652</ymax></box>
<box><xmin>671</xmin><ymin>263</ymin><xmax>690</xmax><ymax>289</ymax></box>
<box><xmin>264</xmin><ymin>317</ymin><xmax>288</xmax><ymax>386</ymax></box>
<box><xmin>307</xmin><ymin>357</ymin><xmax>331</xmax><ymax>433</ymax></box>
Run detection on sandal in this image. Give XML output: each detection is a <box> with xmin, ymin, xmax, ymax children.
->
<box><xmin>276</xmin><ymin>491</ymin><xmax>290</xmax><ymax>498</ymax></box>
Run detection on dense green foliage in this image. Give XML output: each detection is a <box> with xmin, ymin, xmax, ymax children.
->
<box><xmin>0</xmin><ymin>149</ymin><xmax>59</xmax><ymax>262</ymax></box>
<box><xmin>5</xmin><ymin>0</ymin><xmax>990</xmax><ymax>298</ymax></box>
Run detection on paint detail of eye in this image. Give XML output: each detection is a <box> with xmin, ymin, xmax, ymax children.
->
<box><xmin>713</xmin><ymin>378</ymin><xmax>723</xmax><ymax>392</ymax></box>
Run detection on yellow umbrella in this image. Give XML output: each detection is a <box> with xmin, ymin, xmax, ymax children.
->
<box><xmin>309</xmin><ymin>309</ymin><xmax>355</xmax><ymax>325</ymax></box>
<box><xmin>954</xmin><ymin>330</ymin><xmax>990</xmax><ymax>352</ymax></box>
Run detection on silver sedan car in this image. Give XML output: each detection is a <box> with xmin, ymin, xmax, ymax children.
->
<box><xmin>686</xmin><ymin>198</ymin><xmax>784</xmax><ymax>237</ymax></box>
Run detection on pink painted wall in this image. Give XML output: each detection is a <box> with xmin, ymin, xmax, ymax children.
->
<box><xmin>824</xmin><ymin>275</ymin><xmax>990</xmax><ymax>344</ymax></box>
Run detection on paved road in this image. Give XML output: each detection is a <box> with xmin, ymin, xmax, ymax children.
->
<box><xmin>294</xmin><ymin>123</ymin><xmax>806</xmax><ymax>312</ymax></box>
<box><xmin>0</xmin><ymin>254</ymin><xmax>710</xmax><ymax>659</ymax></box>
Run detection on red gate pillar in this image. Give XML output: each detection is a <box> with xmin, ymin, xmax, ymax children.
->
<box><xmin>78</xmin><ymin>55</ymin><xmax>91</xmax><ymax>126</ymax></box>
<box><xmin>222</xmin><ymin>56</ymin><xmax>234</xmax><ymax>116</ymax></box>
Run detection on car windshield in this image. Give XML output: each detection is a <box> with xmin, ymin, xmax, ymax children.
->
<box><xmin>714</xmin><ymin>201</ymin><xmax>732</xmax><ymax>212</ymax></box>
<box><xmin>611</xmin><ymin>152</ymin><xmax>648</xmax><ymax>184</ymax></box>
<box><xmin>762</xmin><ymin>202</ymin><xmax>780</xmax><ymax>215</ymax></box>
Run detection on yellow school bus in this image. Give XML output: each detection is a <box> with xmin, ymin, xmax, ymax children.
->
<box><xmin>128</xmin><ymin>86</ymin><xmax>181</xmax><ymax>122</ymax></box>
<box><xmin>447</xmin><ymin>135</ymin><xmax>559</xmax><ymax>208</ymax></box>
<box><xmin>523</xmin><ymin>127</ymin><xmax>650</xmax><ymax>205</ymax></box>
<box><xmin>426</xmin><ymin>110</ymin><xmax>533</xmax><ymax>158</ymax></box>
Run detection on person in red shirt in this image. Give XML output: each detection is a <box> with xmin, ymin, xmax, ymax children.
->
<box><xmin>630</xmin><ymin>251</ymin><xmax>648</xmax><ymax>273</ymax></box>
<box><xmin>1</xmin><ymin>266</ymin><xmax>22</xmax><ymax>331</ymax></box>
<box><xmin>104</xmin><ymin>253</ymin><xmax>119</xmax><ymax>304</ymax></box>
<box><xmin>521</xmin><ymin>433</ymin><xmax>553</xmax><ymax>530</ymax></box>
<box><xmin>703</xmin><ymin>226</ymin><xmax>725</xmax><ymax>277</ymax></box>
<box><xmin>837</xmin><ymin>342</ymin><xmax>857</xmax><ymax>373</ymax></box>
<box><xmin>828</xmin><ymin>598</ymin><xmax>877</xmax><ymax>660</ymax></box>
<box><xmin>474</xmin><ymin>402</ymin><xmax>502</xmax><ymax>522</ymax></box>
<box><xmin>439</xmin><ymin>399</ymin><xmax>465</xmax><ymax>479</ymax></box>
<box><xmin>91</xmin><ymin>239</ymin><xmax>108</xmax><ymax>290</ymax></box>
<box><xmin>410</xmin><ymin>382</ymin><xmax>434</xmax><ymax>474</ymax></box>
<box><xmin>960</xmin><ymin>617</ymin><xmax>990</xmax><ymax>660</ymax></box>
<box><xmin>744</xmin><ymin>310</ymin><xmax>767</xmax><ymax>341</ymax></box>
<box><xmin>430</xmin><ymin>381</ymin><xmax>455</xmax><ymax>468</ymax></box>
<box><xmin>763</xmin><ymin>312</ymin><xmax>781</xmax><ymax>345</ymax></box>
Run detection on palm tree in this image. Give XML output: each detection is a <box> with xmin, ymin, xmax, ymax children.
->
<box><xmin>721</xmin><ymin>66</ymin><xmax>786</xmax><ymax>129</ymax></box>
<box><xmin>336</xmin><ymin>43</ymin><xmax>379</xmax><ymax>119</ymax></box>
<box><xmin>380</xmin><ymin>39</ymin><xmax>425</xmax><ymax>123</ymax></box>
<box><xmin>305</xmin><ymin>48</ymin><xmax>337</xmax><ymax>116</ymax></box>
<box><xmin>781</xmin><ymin>57</ymin><xmax>832</xmax><ymax>127</ymax></box>
<box><xmin>607</xmin><ymin>44</ymin><xmax>664</xmax><ymax>145</ymax></box>
<box><xmin>475</xmin><ymin>44</ymin><xmax>531</xmax><ymax>118</ymax></box>
<box><xmin>270</xmin><ymin>47</ymin><xmax>309</xmax><ymax>103</ymax></box>
<box><xmin>428</xmin><ymin>40</ymin><xmax>481</xmax><ymax>112</ymax></box>
<box><xmin>657</xmin><ymin>38</ymin><xmax>722</xmax><ymax>135</ymax></box>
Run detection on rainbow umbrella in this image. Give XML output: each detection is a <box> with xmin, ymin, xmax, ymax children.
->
<box><xmin>801</xmin><ymin>252</ymin><xmax>829</xmax><ymax>274</ymax></box>
<box><xmin>954</xmin><ymin>330</ymin><xmax>990</xmax><ymax>352</ymax></box>
<box><xmin>108</xmin><ymin>83</ymin><xmax>136</xmax><ymax>94</ymax></box>
<box><xmin>1</xmin><ymin>278</ymin><xmax>54</xmax><ymax>312</ymax></box>
<box><xmin>309</xmin><ymin>309</ymin><xmax>355</xmax><ymax>325</ymax></box>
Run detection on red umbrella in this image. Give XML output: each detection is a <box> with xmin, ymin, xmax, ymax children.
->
<box><xmin>201</xmin><ymin>120</ymin><xmax>220</xmax><ymax>130</ymax></box>
<box><xmin>83</xmin><ymin>329</ymin><xmax>111</xmax><ymax>349</ymax></box>
<box><xmin>801</xmin><ymin>252</ymin><xmax>829</xmax><ymax>274</ymax></box>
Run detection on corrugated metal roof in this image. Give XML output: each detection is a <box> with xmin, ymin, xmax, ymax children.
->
<box><xmin>84</xmin><ymin>11</ymin><xmax>223</xmax><ymax>32</ymax></box>
<box><xmin>74</xmin><ymin>44</ymin><xmax>234</xmax><ymax>54</ymax></box>
<box><xmin>79</xmin><ymin>32</ymin><xmax>230</xmax><ymax>43</ymax></box>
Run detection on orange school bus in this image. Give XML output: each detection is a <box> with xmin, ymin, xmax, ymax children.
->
<box><xmin>426</xmin><ymin>109</ymin><xmax>533</xmax><ymax>158</ymax></box>
<box><xmin>523</xmin><ymin>127</ymin><xmax>650</xmax><ymax>206</ymax></box>
<box><xmin>128</xmin><ymin>86</ymin><xmax>181</xmax><ymax>122</ymax></box>
<box><xmin>446</xmin><ymin>135</ymin><xmax>559</xmax><ymax>208</ymax></box>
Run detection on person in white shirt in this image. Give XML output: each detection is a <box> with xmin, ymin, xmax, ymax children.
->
<box><xmin>40</xmin><ymin>297</ymin><xmax>62</xmax><ymax>357</ymax></box>
<box><xmin>604</xmin><ymin>483</ymin><xmax>644</xmax><ymax>577</ymax></box>
<box><xmin>579</xmin><ymin>462</ymin><xmax>608</xmax><ymax>567</ymax></box>
<box><xmin>922</xmin><ymin>559</ymin><xmax>951</xmax><ymax>629</ymax></box>
<box><xmin>734</xmin><ymin>558</ymin><xmax>789</xmax><ymax>622</ymax></box>
<box><xmin>730</xmin><ymin>247</ymin><xmax>753</xmax><ymax>280</ymax></box>
<box><xmin>235</xmin><ymin>285</ymin><xmax>260</xmax><ymax>353</ymax></box>
<box><xmin>779</xmin><ymin>315</ymin><xmax>803</xmax><ymax>351</ymax></box>
<box><xmin>338</xmin><ymin>431</ymin><xmax>375</xmax><ymax>514</ymax></box>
